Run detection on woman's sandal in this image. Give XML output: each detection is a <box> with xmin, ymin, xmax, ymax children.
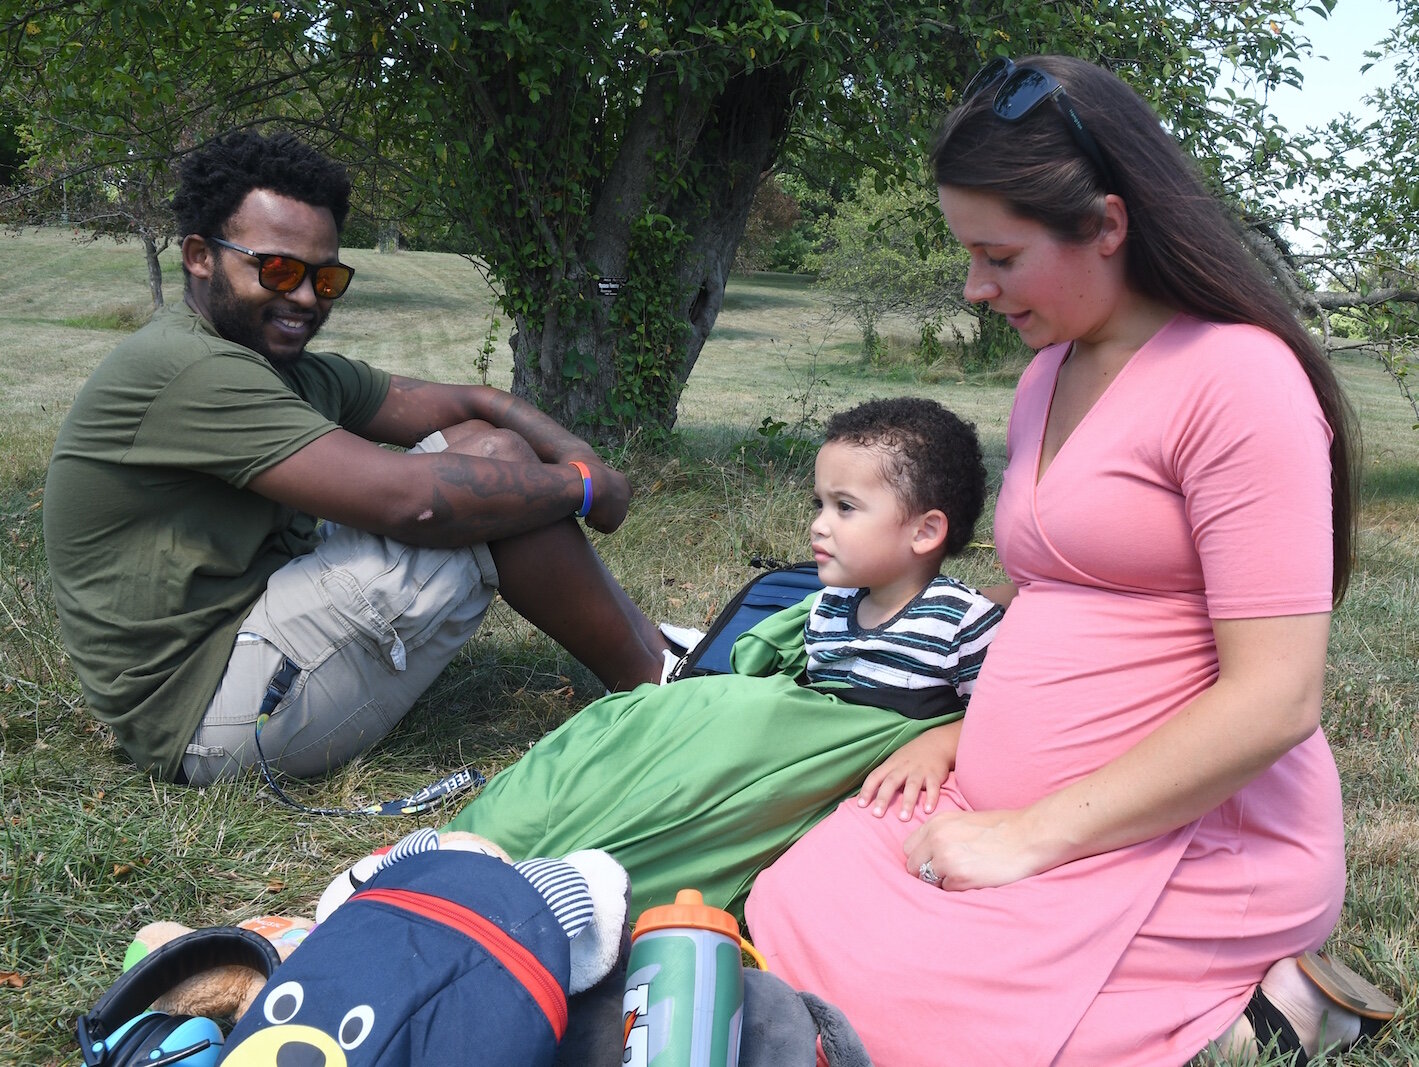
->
<box><xmin>1245</xmin><ymin>951</ymin><xmax>1399</xmax><ymax>1064</ymax></box>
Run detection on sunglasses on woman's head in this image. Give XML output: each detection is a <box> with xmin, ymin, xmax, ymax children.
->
<box><xmin>962</xmin><ymin>57</ymin><xmax>1116</xmax><ymax>190</ymax></box>
<box><xmin>206</xmin><ymin>236</ymin><xmax>355</xmax><ymax>299</ymax></box>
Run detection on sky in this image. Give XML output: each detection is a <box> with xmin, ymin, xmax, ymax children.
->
<box><xmin>1265</xmin><ymin>0</ymin><xmax>1401</xmax><ymax>131</ymax></box>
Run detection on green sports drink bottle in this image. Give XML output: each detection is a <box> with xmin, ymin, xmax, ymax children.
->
<box><xmin>621</xmin><ymin>889</ymin><xmax>745</xmax><ymax>1067</ymax></box>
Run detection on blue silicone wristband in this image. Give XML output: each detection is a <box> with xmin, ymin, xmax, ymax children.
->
<box><xmin>569</xmin><ymin>461</ymin><xmax>593</xmax><ymax>518</ymax></box>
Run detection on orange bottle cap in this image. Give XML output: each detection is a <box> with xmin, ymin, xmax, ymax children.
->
<box><xmin>632</xmin><ymin>888</ymin><xmax>740</xmax><ymax>941</ymax></box>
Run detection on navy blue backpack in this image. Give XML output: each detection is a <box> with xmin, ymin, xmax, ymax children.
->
<box><xmin>220</xmin><ymin>850</ymin><xmax>571</xmax><ymax>1066</ymax></box>
<box><xmin>669</xmin><ymin>561</ymin><xmax>822</xmax><ymax>680</ymax></box>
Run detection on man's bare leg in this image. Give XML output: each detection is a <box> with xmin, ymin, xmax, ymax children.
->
<box><xmin>488</xmin><ymin>521</ymin><xmax>670</xmax><ymax>690</ymax></box>
<box><xmin>438</xmin><ymin>420</ymin><xmax>670</xmax><ymax>690</ymax></box>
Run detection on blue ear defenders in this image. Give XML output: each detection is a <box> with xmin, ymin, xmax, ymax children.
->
<box><xmin>76</xmin><ymin>926</ymin><xmax>280</xmax><ymax>1067</ymax></box>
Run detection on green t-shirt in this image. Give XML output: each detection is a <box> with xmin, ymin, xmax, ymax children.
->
<box><xmin>44</xmin><ymin>303</ymin><xmax>390</xmax><ymax>780</ymax></box>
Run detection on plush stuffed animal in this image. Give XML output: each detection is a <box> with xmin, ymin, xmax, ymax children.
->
<box><xmin>119</xmin><ymin>828</ymin><xmax>630</xmax><ymax>1044</ymax></box>
<box><xmin>123</xmin><ymin>914</ymin><xmax>313</xmax><ymax>1021</ymax></box>
<box><xmin>309</xmin><ymin>827</ymin><xmax>627</xmax><ymax>998</ymax></box>
<box><xmin>313</xmin><ymin>829</ymin><xmax>513</xmax><ymax>922</ymax></box>
<box><xmin>222</xmin><ymin>836</ymin><xmax>628</xmax><ymax>1065</ymax></box>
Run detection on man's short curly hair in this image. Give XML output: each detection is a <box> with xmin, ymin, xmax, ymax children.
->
<box><xmin>823</xmin><ymin>397</ymin><xmax>987</xmax><ymax>557</ymax></box>
<box><xmin>170</xmin><ymin>130</ymin><xmax>351</xmax><ymax>239</ymax></box>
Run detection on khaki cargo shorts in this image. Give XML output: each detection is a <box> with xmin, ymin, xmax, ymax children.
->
<box><xmin>182</xmin><ymin>432</ymin><xmax>499</xmax><ymax>785</ymax></box>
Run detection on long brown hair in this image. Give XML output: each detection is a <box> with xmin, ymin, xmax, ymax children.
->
<box><xmin>931</xmin><ymin>55</ymin><xmax>1358</xmax><ymax>602</ymax></box>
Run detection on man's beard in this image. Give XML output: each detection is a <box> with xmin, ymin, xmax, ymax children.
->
<box><xmin>205</xmin><ymin>260</ymin><xmax>329</xmax><ymax>363</ymax></box>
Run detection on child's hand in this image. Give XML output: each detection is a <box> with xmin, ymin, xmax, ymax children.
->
<box><xmin>857</xmin><ymin>722</ymin><xmax>962</xmax><ymax>821</ymax></box>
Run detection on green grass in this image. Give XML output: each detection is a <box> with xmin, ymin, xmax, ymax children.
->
<box><xmin>2</xmin><ymin>228</ymin><xmax>1416</xmax><ymax>1065</ymax></box>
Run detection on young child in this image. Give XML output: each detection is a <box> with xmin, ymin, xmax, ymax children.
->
<box><xmin>445</xmin><ymin>397</ymin><xmax>1005</xmax><ymax>918</ymax></box>
<box><xmin>803</xmin><ymin>398</ymin><xmax>1005</xmax><ymax>821</ymax></box>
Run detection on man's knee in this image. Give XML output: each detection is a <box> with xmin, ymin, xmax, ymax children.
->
<box><xmin>441</xmin><ymin>421</ymin><xmax>535</xmax><ymax>462</ymax></box>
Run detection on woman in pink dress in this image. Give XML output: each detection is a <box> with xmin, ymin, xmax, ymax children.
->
<box><xmin>745</xmin><ymin>55</ymin><xmax>1396</xmax><ymax>1065</ymax></box>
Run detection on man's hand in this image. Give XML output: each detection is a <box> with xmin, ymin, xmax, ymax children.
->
<box><xmin>583</xmin><ymin>461</ymin><xmax>632</xmax><ymax>533</ymax></box>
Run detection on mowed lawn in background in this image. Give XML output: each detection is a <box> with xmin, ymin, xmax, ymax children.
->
<box><xmin>2</xmin><ymin>228</ymin><xmax>1416</xmax><ymax>1065</ymax></box>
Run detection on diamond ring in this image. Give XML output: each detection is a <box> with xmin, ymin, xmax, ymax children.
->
<box><xmin>918</xmin><ymin>860</ymin><xmax>942</xmax><ymax>886</ymax></box>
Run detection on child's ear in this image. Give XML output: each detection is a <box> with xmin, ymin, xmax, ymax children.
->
<box><xmin>911</xmin><ymin>510</ymin><xmax>949</xmax><ymax>556</ymax></box>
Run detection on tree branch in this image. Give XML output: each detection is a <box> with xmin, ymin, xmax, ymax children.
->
<box><xmin>1310</xmin><ymin>287</ymin><xmax>1419</xmax><ymax>309</ymax></box>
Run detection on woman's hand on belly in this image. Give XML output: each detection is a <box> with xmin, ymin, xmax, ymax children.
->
<box><xmin>904</xmin><ymin>806</ymin><xmax>1050</xmax><ymax>891</ymax></box>
<box><xmin>908</xmin><ymin>613</ymin><xmax>1335</xmax><ymax>890</ymax></box>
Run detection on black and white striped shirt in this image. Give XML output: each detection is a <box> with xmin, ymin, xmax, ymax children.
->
<box><xmin>804</xmin><ymin>576</ymin><xmax>1003</xmax><ymax>701</ymax></box>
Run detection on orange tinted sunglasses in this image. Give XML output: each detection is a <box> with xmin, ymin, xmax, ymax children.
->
<box><xmin>206</xmin><ymin>236</ymin><xmax>355</xmax><ymax>299</ymax></box>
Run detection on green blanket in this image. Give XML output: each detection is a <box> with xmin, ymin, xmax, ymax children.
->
<box><xmin>445</xmin><ymin>597</ymin><xmax>962</xmax><ymax>920</ymax></box>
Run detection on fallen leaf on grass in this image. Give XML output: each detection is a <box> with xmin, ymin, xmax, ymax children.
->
<box><xmin>110</xmin><ymin>855</ymin><xmax>151</xmax><ymax>879</ymax></box>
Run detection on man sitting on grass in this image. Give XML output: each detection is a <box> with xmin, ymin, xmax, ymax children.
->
<box><xmin>43</xmin><ymin>129</ymin><xmax>672</xmax><ymax>786</ymax></box>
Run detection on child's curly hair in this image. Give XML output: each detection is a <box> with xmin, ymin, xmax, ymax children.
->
<box><xmin>170</xmin><ymin>129</ymin><xmax>351</xmax><ymax>240</ymax></box>
<box><xmin>823</xmin><ymin>397</ymin><xmax>987</xmax><ymax>556</ymax></box>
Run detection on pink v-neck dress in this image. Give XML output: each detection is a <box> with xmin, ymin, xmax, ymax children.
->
<box><xmin>745</xmin><ymin>315</ymin><xmax>1344</xmax><ymax>1066</ymax></box>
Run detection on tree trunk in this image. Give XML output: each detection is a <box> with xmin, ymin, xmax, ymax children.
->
<box><xmin>510</xmin><ymin>64</ymin><xmax>801</xmax><ymax>442</ymax></box>
<box><xmin>145</xmin><ymin>235</ymin><xmax>164</xmax><ymax>309</ymax></box>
